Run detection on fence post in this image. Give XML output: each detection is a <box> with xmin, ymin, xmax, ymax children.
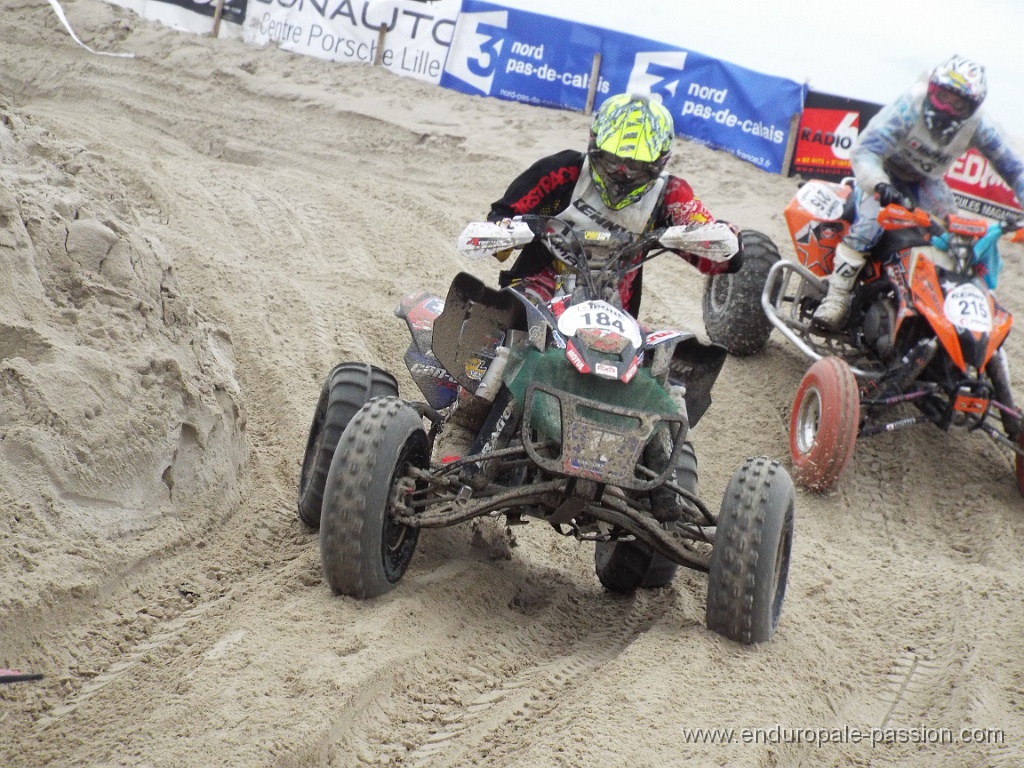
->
<box><xmin>210</xmin><ymin>0</ymin><xmax>225</xmax><ymax>38</ymax></box>
<box><xmin>584</xmin><ymin>53</ymin><xmax>602</xmax><ymax>115</ymax></box>
<box><xmin>782</xmin><ymin>111</ymin><xmax>802</xmax><ymax>177</ymax></box>
<box><xmin>374</xmin><ymin>24</ymin><xmax>387</xmax><ymax>66</ymax></box>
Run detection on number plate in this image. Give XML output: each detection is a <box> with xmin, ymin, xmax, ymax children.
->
<box><xmin>944</xmin><ymin>283</ymin><xmax>992</xmax><ymax>333</ymax></box>
<box><xmin>557</xmin><ymin>301</ymin><xmax>643</xmax><ymax>348</ymax></box>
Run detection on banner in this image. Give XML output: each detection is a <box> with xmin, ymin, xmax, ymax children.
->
<box><xmin>788</xmin><ymin>92</ymin><xmax>881</xmax><ymax>182</ymax></box>
<box><xmin>441</xmin><ymin>1</ymin><xmax>806</xmax><ymax>174</ymax></box>
<box><xmin>242</xmin><ymin>0</ymin><xmax>461</xmax><ymax>83</ymax></box>
<box><xmin>947</xmin><ymin>149</ymin><xmax>1023</xmax><ymax>219</ymax></box>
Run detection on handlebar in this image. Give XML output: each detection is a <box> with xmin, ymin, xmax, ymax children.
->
<box><xmin>879</xmin><ymin>203</ymin><xmax>1023</xmax><ymax>240</ymax></box>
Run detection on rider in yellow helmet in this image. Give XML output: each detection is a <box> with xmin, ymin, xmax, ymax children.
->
<box><xmin>487</xmin><ymin>92</ymin><xmax>743</xmax><ymax>317</ymax></box>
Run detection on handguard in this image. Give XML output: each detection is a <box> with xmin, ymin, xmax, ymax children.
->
<box><xmin>658</xmin><ymin>222</ymin><xmax>739</xmax><ymax>263</ymax></box>
<box><xmin>457</xmin><ymin>220</ymin><xmax>535</xmax><ymax>259</ymax></box>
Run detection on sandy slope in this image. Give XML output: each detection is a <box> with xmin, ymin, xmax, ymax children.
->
<box><xmin>1</xmin><ymin>2</ymin><xmax>1023</xmax><ymax>766</ymax></box>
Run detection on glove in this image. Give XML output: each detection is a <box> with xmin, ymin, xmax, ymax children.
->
<box><xmin>718</xmin><ymin>222</ymin><xmax>744</xmax><ymax>273</ymax></box>
<box><xmin>494</xmin><ymin>217</ymin><xmax>514</xmax><ymax>262</ymax></box>
<box><xmin>874</xmin><ymin>182</ymin><xmax>912</xmax><ymax>209</ymax></box>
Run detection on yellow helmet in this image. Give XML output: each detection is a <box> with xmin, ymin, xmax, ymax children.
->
<box><xmin>588</xmin><ymin>93</ymin><xmax>674</xmax><ymax>209</ymax></box>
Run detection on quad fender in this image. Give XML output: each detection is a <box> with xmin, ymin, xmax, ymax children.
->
<box><xmin>395</xmin><ymin>291</ymin><xmax>458</xmax><ymax>409</ymax></box>
<box><xmin>432</xmin><ymin>272</ymin><xmax>527</xmax><ymax>392</ymax></box>
<box><xmin>667</xmin><ymin>337</ymin><xmax>728</xmax><ymax>427</ymax></box>
<box><xmin>395</xmin><ymin>290</ymin><xmax>444</xmax><ymax>358</ymax></box>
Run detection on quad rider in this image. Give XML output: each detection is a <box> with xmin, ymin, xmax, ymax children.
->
<box><xmin>486</xmin><ymin>92</ymin><xmax>744</xmax><ymax>317</ymax></box>
<box><xmin>813</xmin><ymin>55</ymin><xmax>1024</xmax><ymax>331</ymax></box>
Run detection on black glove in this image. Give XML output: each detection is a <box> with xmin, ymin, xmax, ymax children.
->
<box><xmin>874</xmin><ymin>182</ymin><xmax>912</xmax><ymax>209</ymax></box>
<box><xmin>726</xmin><ymin>230</ymin><xmax>744</xmax><ymax>273</ymax></box>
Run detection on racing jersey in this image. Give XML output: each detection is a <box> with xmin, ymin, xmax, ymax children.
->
<box><xmin>487</xmin><ymin>149</ymin><xmax>739</xmax><ymax>316</ymax></box>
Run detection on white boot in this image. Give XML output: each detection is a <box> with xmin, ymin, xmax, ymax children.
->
<box><xmin>813</xmin><ymin>243</ymin><xmax>867</xmax><ymax>330</ymax></box>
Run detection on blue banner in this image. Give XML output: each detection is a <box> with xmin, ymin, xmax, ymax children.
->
<box><xmin>441</xmin><ymin>1</ymin><xmax>806</xmax><ymax>173</ymax></box>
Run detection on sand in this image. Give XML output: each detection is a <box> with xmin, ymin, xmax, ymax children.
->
<box><xmin>2</xmin><ymin>2</ymin><xmax>1024</xmax><ymax>766</ymax></box>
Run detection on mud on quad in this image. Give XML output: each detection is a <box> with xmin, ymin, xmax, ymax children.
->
<box><xmin>703</xmin><ymin>178</ymin><xmax>1024</xmax><ymax>493</ymax></box>
<box><xmin>298</xmin><ymin>215</ymin><xmax>796</xmax><ymax>645</ymax></box>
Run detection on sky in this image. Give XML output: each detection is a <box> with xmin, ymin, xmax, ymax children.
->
<box><xmin>494</xmin><ymin>0</ymin><xmax>1024</xmax><ymax>142</ymax></box>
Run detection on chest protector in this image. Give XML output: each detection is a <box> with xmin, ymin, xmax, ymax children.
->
<box><xmin>539</xmin><ymin>160</ymin><xmax>665</xmax><ymax>307</ymax></box>
<box><xmin>557</xmin><ymin>159</ymin><xmax>666</xmax><ymax>241</ymax></box>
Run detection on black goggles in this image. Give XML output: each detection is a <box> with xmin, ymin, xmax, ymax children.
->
<box><xmin>589</xmin><ymin>149</ymin><xmax>661</xmax><ymax>184</ymax></box>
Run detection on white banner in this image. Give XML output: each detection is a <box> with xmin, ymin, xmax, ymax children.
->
<box><xmin>242</xmin><ymin>0</ymin><xmax>460</xmax><ymax>84</ymax></box>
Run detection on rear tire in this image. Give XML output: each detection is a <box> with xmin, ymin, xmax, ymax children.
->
<box><xmin>789</xmin><ymin>356</ymin><xmax>860</xmax><ymax>492</ymax></box>
<box><xmin>594</xmin><ymin>442</ymin><xmax>698</xmax><ymax>592</ymax></box>
<box><xmin>319</xmin><ymin>397</ymin><xmax>427</xmax><ymax>599</ymax></box>
<box><xmin>297</xmin><ymin>362</ymin><xmax>399</xmax><ymax>528</ymax></box>
<box><xmin>702</xmin><ymin>230</ymin><xmax>780</xmax><ymax>356</ymax></box>
<box><xmin>642</xmin><ymin>441</ymin><xmax>699</xmax><ymax>588</ymax></box>
<box><xmin>706</xmin><ymin>457</ymin><xmax>795</xmax><ymax>645</ymax></box>
<box><xmin>1014</xmin><ymin>438</ymin><xmax>1024</xmax><ymax>497</ymax></box>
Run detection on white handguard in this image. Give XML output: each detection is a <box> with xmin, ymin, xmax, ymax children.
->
<box><xmin>658</xmin><ymin>222</ymin><xmax>739</xmax><ymax>263</ymax></box>
<box><xmin>457</xmin><ymin>220</ymin><xmax>535</xmax><ymax>259</ymax></box>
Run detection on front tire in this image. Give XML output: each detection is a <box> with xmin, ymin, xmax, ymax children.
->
<box><xmin>706</xmin><ymin>457</ymin><xmax>795</xmax><ymax>645</ymax></box>
<box><xmin>297</xmin><ymin>362</ymin><xmax>399</xmax><ymax>528</ymax></box>
<box><xmin>986</xmin><ymin>351</ymin><xmax>1024</xmax><ymax>496</ymax></box>
<box><xmin>319</xmin><ymin>397</ymin><xmax>428</xmax><ymax>599</ymax></box>
<box><xmin>702</xmin><ymin>230</ymin><xmax>780</xmax><ymax>356</ymax></box>
<box><xmin>789</xmin><ymin>356</ymin><xmax>860</xmax><ymax>491</ymax></box>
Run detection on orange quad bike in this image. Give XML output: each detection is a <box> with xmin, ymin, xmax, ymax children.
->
<box><xmin>702</xmin><ymin>178</ymin><xmax>1024</xmax><ymax>492</ymax></box>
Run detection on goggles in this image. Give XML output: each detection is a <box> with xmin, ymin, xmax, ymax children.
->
<box><xmin>589</xmin><ymin>149</ymin><xmax>661</xmax><ymax>185</ymax></box>
<box><xmin>927</xmin><ymin>83</ymin><xmax>974</xmax><ymax>119</ymax></box>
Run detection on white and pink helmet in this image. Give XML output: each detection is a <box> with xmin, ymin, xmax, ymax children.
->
<box><xmin>926</xmin><ymin>55</ymin><xmax>987</xmax><ymax>120</ymax></box>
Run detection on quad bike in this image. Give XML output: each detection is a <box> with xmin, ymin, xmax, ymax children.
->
<box><xmin>297</xmin><ymin>214</ymin><xmax>796</xmax><ymax>644</ymax></box>
<box><xmin>703</xmin><ymin>177</ymin><xmax>1024</xmax><ymax>492</ymax></box>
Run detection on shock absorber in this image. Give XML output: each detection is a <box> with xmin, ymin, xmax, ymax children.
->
<box><xmin>885</xmin><ymin>337</ymin><xmax>939</xmax><ymax>394</ymax></box>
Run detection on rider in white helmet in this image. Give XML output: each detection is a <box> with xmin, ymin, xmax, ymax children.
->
<box><xmin>814</xmin><ymin>55</ymin><xmax>1024</xmax><ymax>330</ymax></box>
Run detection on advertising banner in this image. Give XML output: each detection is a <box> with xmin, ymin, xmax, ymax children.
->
<box><xmin>242</xmin><ymin>0</ymin><xmax>461</xmax><ymax>83</ymax></box>
<box><xmin>441</xmin><ymin>1</ymin><xmax>805</xmax><ymax>174</ymax></box>
<box><xmin>105</xmin><ymin>0</ymin><xmax>247</xmax><ymax>35</ymax></box>
<box><xmin>788</xmin><ymin>91</ymin><xmax>881</xmax><ymax>182</ymax></box>
<box><xmin>947</xmin><ymin>148</ymin><xmax>1024</xmax><ymax>219</ymax></box>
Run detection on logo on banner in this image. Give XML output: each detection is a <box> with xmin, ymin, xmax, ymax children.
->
<box><xmin>799</xmin><ymin>110</ymin><xmax>858</xmax><ymax>161</ymax></box>
<box><xmin>792</xmin><ymin>108</ymin><xmax>861</xmax><ymax>178</ymax></box>
<box><xmin>626</xmin><ymin>51</ymin><xmax>687</xmax><ymax>100</ymax></box>
<box><xmin>443</xmin><ymin>10</ymin><xmax>508</xmax><ymax>94</ymax></box>
<box><xmin>947</xmin><ymin>148</ymin><xmax>1024</xmax><ymax>217</ymax></box>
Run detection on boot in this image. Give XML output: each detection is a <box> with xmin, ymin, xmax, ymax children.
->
<box><xmin>813</xmin><ymin>243</ymin><xmax>867</xmax><ymax>330</ymax></box>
